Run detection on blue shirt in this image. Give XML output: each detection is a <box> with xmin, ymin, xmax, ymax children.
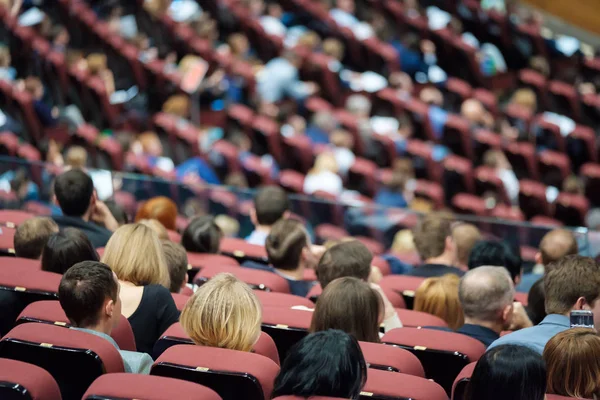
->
<box><xmin>425</xmin><ymin>324</ymin><xmax>500</xmax><ymax>348</ymax></box>
<box><xmin>374</xmin><ymin>188</ymin><xmax>407</xmax><ymax>208</ymax></box>
<box><xmin>242</xmin><ymin>261</ymin><xmax>315</xmax><ymax>297</ymax></box>
<box><xmin>516</xmin><ymin>273</ymin><xmax>543</xmax><ymax>293</ymax></box>
<box><xmin>487</xmin><ymin>314</ymin><xmax>570</xmax><ymax>354</ymax></box>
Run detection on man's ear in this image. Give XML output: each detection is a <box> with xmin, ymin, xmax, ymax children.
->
<box><xmin>502</xmin><ymin>303</ymin><xmax>513</xmax><ymax>324</ymax></box>
<box><xmin>250</xmin><ymin>208</ymin><xmax>257</xmax><ymax>226</ymax></box>
<box><xmin>105</xmin><ymin>298</ymin><xmax>115</xmax><ymax>319</ymax></box>
<box><xmin>514</xmin><ymin>271</ymin><xmax>522</xmax><ymax>286</ymax></box>
<box><xmin>282</xmin><ymin>210</ymin><xmax>291</xmax><ymax>219</ymax></box>
<box><xmin>574</xmin><ymin>297</ymin><xmax>588</xmax><ymax>310</ymax></box>
<box><xmin>182</xmin><ymin>274</ymin><xmax>189</xmax><ymax>290</ymax></box>
<box><xmin>535</xmin><ymin>252</ymin><xmax>542</xmax><ymax>266</ymax></box>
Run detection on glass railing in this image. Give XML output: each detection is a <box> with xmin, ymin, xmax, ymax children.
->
<box><xmin>0</xmin><ymin>155</ymin><xmax>592</xmax><ymax>268</ymax></box>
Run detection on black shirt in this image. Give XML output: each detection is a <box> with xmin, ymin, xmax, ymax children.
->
<box><xmin>425</xmin><ymin>324</ymin><xmax>500</xmax><ymax>348</ymax></box>
<box><xmin>127</xmin><ymin>284</ymin><xmax>180</xmax><ymax>356</ymax></box>
<box><xmin>53</xmin><ymin>215</ymin><xmax>112</xmax><ymax>248</ymax></box>
<box><xmin>406</xmin><ymin>263</ymin><xmax>465</xmax><ymax>278</ymax></box>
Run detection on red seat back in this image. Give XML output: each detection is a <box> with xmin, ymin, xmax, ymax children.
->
<box><xmin>253</xmin><ymin>291</ymin><xmax>315</xmax><ymax>309</ymax></box>
<box><xmin>186</xmin><ymin>253</ymin><xmax>240</xmax><ymax>280</ymax></box>
<box><xmin>395</xmin><ymin>309</ymin><xmax>448</xmax><ymax>329</ymax></box>
<box><xmin>379</xmin><ymin>275</ymin><xmax>425</xmax><ymax>309</ymax></box>
<box><xmin>0</xmin><ymin>257</ymin><xmax>41</xmax><ymax>270</ymax></box>
<box><xmin>194</xmin><ymin>265</ymin><xmax>290</xmax><ymax>293</ymax></box>
<box><xmin>306</xmin><ymin>284</ymin><xmax>405</xmax><ymax>309</ymax></box>
<box><xmin>359</xmin><ymin>341</ymin><xmax>424</xmax><ymax>377</ymax></box>
<box><xmin>362</xmin><ymin>369</ymin><xmax>447</xmax><ymax>400</ymax></box>
<box><xmin>0</xmin><ymin>357</ymin><xmax>62</xmax><ymax>400</ymax></box>
<box><xmin>451</xmin><ymin>361</ymin><xmax>476</xmax><ymax>400</ymax></box>
<box><xmin>220</xmin><ymin>238</ymin><xmax>268</xmax><ymax>262</ymax></box>
<box><xmin>171</xmin><ymin>293</ymin><xmax>191</xmax><ymax>311</ymax></box>
<box><xmin>0</xmin><ymin>210</ymin><xmax>35</xmax><ymax>227</ymax></box>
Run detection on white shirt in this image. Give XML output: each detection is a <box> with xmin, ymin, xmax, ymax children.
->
<box><xmin>303</xmin><ymin>171</ymin><xmax>343</xmax><ymax>196</ymax></box>
<box><xmin>498</xmin><ymin>168</ymin><xmax>520</xmax><ymax>206</ymax></box>
<box><xmin>260</xmin><ymin>16</ymin><xmax>287</xmax><ymax>38</ymax></box>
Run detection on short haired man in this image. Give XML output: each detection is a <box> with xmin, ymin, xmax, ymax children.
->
<box><xmin>59</xmin><ymin>261</ymin><xmax>153</xmax><ymax>373</ymax></box>
<box><xmin>489</xmin><ymin>255</ymin><xmax>600</xmax><ymax>354</ymax></box>
<box><xmin>408</xmin><ymin>213</ymin><xmax>464</xmax><ymax>278</ymax></box>
<box><xmin>317</xmin><ymin>240</ymin><xmax>372</xmax><ymax>289</ymax></box>
<box><xmin>53</xmin><ymin>169</ymin><xmax>118</xmax><ymax>248</ymax></box>
<box><xmin>452</xmin><ymin>223</ymin><xmax>481</xmax><ymax>271</ymax></box>
<box><xmin>468</xmin><ymin>241</ymin><xmax>522</xmax><ymax>285</ymax></box>
<box><xmin>13</xmin><ymin>217</ymin><xmax>58</xmax><ymax>259</ymax></box>
<box><xmin>246</xmin><ymin>186</ymin><xmax>290</xmax><ymax>246</ymax></box>
<box><xmin>162</xmin><ymin>241</ymin><xmax>189</xmax><ymax>293</ymax></box>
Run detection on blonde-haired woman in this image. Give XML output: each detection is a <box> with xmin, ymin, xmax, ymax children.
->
<box><xmin>180</xmin><ymin>273</ymin><xmax>262</xmax><ymax>352</ymax></box>
<box><xmin>303</xmin><ymin>152</ymin><xmax>343</xmax><ymax>196</ymax></box>
<box><xmin>101</xmin><ymin>223</ymin><xmax>179</xmax><ymax>354</ymax></box>
<box><xmin>414</xmin><ymin>274</ymin><xmax>464</xmax><ymax>330</ymax></box>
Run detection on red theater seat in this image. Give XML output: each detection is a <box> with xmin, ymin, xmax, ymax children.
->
<box><xmin>554</xmin><ymin>192</ymin><xmax>590</xmax><ymax>227</ymax></box>
<box><xmin>171</xmin><ymin>293</ymin><xmax>191</xmax><ymax>311</ymax></box>
<box><xmin>395</xmin><ymin>309</ymin><xmax>449</xmax><ymax>329</ymax></box>
<box><xmin>0</xmin><ymin>358</ymin><xmax>62</xmax><ymax>400</ymax></box>
<box><xmin>379</xmin><ymin>275</ymin><xmax>426</xmax><ymax>309</ymax></box>
<box><xmin>194</xmin><ymin>265</ymin><xmax>290</xmax><ymax>293</ymax></box>
<box><xmin>220</xmin><ymin>238</ymin><xmax>268</xmax><ymax>262</ymax></box>
<box><xmin>253</xmin><ymin>291</ymin><xmax>315</xmax><ymax>309</ymax></box>
<box><xmin>361</xmin><ymin>369</ymin><xmax>447</xmax><ymax>400</ymax></box>
<box><xmin>0</xmin><ymin>210</ymin><xmax>35</xmax><ymax>227</ymax></box>
<box><xmin>274</xmin><ymin>397</ymin><xmax>346</xmax><ymax>400</ymax></box>
<box><xmin>0</xmin><ymin>257</ymin><xmax>40</xmax><ymax>270</ymax></box>
<box><xmin>261</xmin><ymin>306</ymin><xmax>313</xmax><ymax>361</ymax></box>
<box><xmin>306</xmin><ymin>284</ymin><xmax>406</xmax><ymax>309</ymax></box>
<box><xmin>359</xmin><ymin>341</ymin><xmax>425</xmax><ymax>377</ymax></box>
<box><xmin>0</xmin><ymin>226</ymin><xmax>15</xmax><ymax>255</ymax></box>
<box><xmin>186</xmin><ymin>253</ymin><xmax>240</xmax><ymax>280</ymax></box>
<box><xmin>451</xmin><ymin>361</ymin><xmax>476</xmax><ymax>400</ymax></box>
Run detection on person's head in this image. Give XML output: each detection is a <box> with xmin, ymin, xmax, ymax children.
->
<box><xmin>391</xmin><ymin>229</ymin><xmax>416</xmax><ymax>254</ymax></box>
<box><xmin>65</xmin><ymin>146</ymin><xmax>88</xmax><ymax>169</ymax></box>
<box><xmin>544</xmin><ymin>255</ymin><xmax>600</xmax><ymax>328</ymax></box>
<box><xmin>330</xmin><ymin>129</ymin><xmax>354</xmax><ymax>150</ymax></box>
<box><xmin>482</xmin><ymin>149</ymin><xmax>510</xmax><ymax>170</ymax></box>
<box><xmin>311</xmin><ymin>111</ymin><xmax>336</xmax><ymax>133</ymax></box>
<box><xmin>161</xmin><ymin>94</ymin><xmax>190</xmax><ymax>119</ymax></box>
<box><xmin>87</xmin><ymin>53</ymin><xmax>108</xmax><ymax>76</ymax></box>
<box><xmin>51</xmin><ymin>25</ymin><xmax>70</xmax><ymax>47</ymax></box>
<box><xmin>53</xmin><ymin>169</ymin><xmax>95</xmax><ymax>218</ymax></box>
<box><xmin>461</xmin><ymin>98</ymin><xmax>491</xmax><ymax>127</ymax></box>
<box><xmin>135</xmin><ymin>196</ymin><xmax>178</xmax><ymax>231</ymax></box>
<box><xmin>214</xmin><ymin>214</ymin><xmax>240</xmax><ymax>238</ymax></box>
<box><xmin>526</xmin><ymin>277</ymin><xmax>546</xmax><ymax>325</ymax></box>
<box><xmin>310</xmin><ymin>277</ymin><xmax>382</xmax><ymax>343</ymax></box>
<box><xmin>345</xmin><ymin>94</ymin><xmax>371</xmax><ymax>119</ymax></box>
<box><xmin>0</xmin><ymin>45</ymin><xmax>10</xmax><ymax>67</ymax></box>
<box><xmin>251</xmin><ymin>186</ymin><xmax>290</xmax><ymax>228</ymax></box>
<box><xmin>41</xmin><ymin>228</ymin><xmax>99</xmax><ymax>274</ymax></box>
<box><xmin>162</xmin><ymin>241</ymin><xmax>189</xmax><ymax>293</ymax></box>
<box><xmin>537</xmin><ymin>229</ymin><xmax>578</xmax><ymax>268</ymax></box>
<box><xmin>510</xmin><ymin>88</ymin><xmax>537</xmax><ymax>114</ymax></box>
<box><xmin>562</xmin><ymin>175</ymin><xmax>584</xmax><ymax>195</ymax></box>
<box><xmin>23</xmin><ymin>76</ymin><xmax>44</xmax><ymax>99</ymax></box>
<box><xmin>322</xmin><ymin>38</ymin><xmax>345</xmax><ymax>61</ymax></box>
<box><xmin>468</xmin><ymin>241</ymin><xmax>522</xmax><ymax>285</ymax></box>
<box><xmin>58</xmin><ymin>261</ymin><xmax>121</xmax><ymax>333</ymax></box>
<box><xmin>452</xmin><ymin>223</ymin><xmax>482</xmax><ymax>268</ymax></box>
<box><xmin>227</xmin><ymin>33</ymin><xmax>250</xmax><ymax>57</ymax></box>
<box><xmin>316</xmin><ymin>240</ymin><xmax>372</xmax><ymax>289</ymax></box>
<box><xmin>335</xmin><ymin>0</ymin><xmax>355</xmax><ymax>13</ymax></box>
<box><xmin>13</xmin><ymin>217</ymin><xmax>59</xmax><ymax>259</ymax></box>
<box><xmin>266</xmin><ymin>219</ymin><xmax>312</xmax><ymax>272</ymax></box>
<box><xmin>459</xmin><ymin>267</ymin><xmax>515</xmax><ymax>330</ymax></box>
<box><xmin>272</xmin><ymin>330</ymin><xmax>367</xmax><ymax>400</ymax></box>
<box><xmin>419</xmin><ymin>86</ymin><xmax>444</xmax><ymax>107</ymax></box>
<box><xmin>137</xmin><ymin>131</ymin><xmax>163</xmax><ymax>157</ymax></box>
<box><xmin>544</xmin><ymin>328</ymin><xmax>600</xmax><ymax>399</ymax></box>
<box><xmin>180</xmin><ymin>273</ymin><xmax>261</xmax><ymax>351</ymax></box>
<box><xmin>181</xmin><ymin>216</ymin><xmax>223</xmax><ymax>254</ymax></box>
<box><xmin>414</xmin><ymin>274</ymin><xmax>464</xmax><ymax>330</ymax></box>
<box><xmin>412</xmin><ymin>213</ymin><xmax>456</xmax><ymax>264</ymax></box>
<box><xmin>138</xmin><ymin>219</ymin><xmax>169</xmax><ymax>240</ymax></box>
<box><xmin>309</xmin><ymin>152</ymin><xmax>339</xmax><ymax>176</ymax></box>
<box><xmin>297</xmin><ymin>31</ymin><xmax>321</xmax><ymax>52</ymax></box>
<box><xmin>530</xmin><ymin>55</ymin><xmax>550</xmax><ymax>77</ymax></box>
<box><xmin>467</xmin><ymin>345</ymin><xmax>546</xmax><ymax>400</ymax></box>
<box><xmin>101</xmin><ymin>223</ymin><xmax>170</xmax><ymax>288</ymax></box>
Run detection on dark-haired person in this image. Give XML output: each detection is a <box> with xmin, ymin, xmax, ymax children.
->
<box><xmin>316</xmin><ymin>240</ymin><xmax>372</xmax><ymax>290</ymax></box>
<box><xmin>58</xmin><ymin>261</ymin><xmax>153</xmax><ymax>373</ymax></box>
<box><xmin>467</xmin><ymin>345</ymin><xmax>546</xmax><ymax>400</ymax></box>
<box><xmin>52</xmin><ymin>169</ymin><xmax>119</xmax><ymax>247</ymax></box>
<box><xmin>489</xmin><ymin>255</ymin><xmax>600</xmax><ymax>354</ymax></box>
<box><xmin>526</xmin><ymin>278</ymin><xmax>546</xmax><ymax>325</ymax></box>
<box><xmin>41</xmin><ymin>228</ymin><xmax>99</xmax><ymax>274</ymax></box>
<box><xmin>181</xmin><ymin>215</ymin><xmax>223</xmax><ymax>254</ymax></box>
<box><xmin>271</xmin><ymin>330</ymin><xmax>367</xmax><ymax>400</ymax></box>
<box><xmin>162</xmin><ymin>241</ymin><xmax>189</xmax><ymax>293</ymax></box>
<box><xmin>468</xmin><ymin>240</ymin><xmax>522</xmax><ymax>285</ymax></box>
<box><xmin>452</xmin><ymin>223</ymin><xmax>482</xmax><ymax>271</ymax></box>
<box><xmin>246</xmin><ymin>186</ymin><xmax>289</xmax><ymax>246</ymax></box>
<box><xmin>13</xmin><ymin>217</ymin><xmax>58</xmax><ymax>259</ymax></box>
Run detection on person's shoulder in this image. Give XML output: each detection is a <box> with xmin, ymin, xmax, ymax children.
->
<box><xmin>145</xmin><ymin>284</ymin><xmax>172</xmax><ymax>296</ymax></box>
<box><xmin>120</xmin><ymin>350</ymin><xmax>153</xmax><ymax>374</ymax></box>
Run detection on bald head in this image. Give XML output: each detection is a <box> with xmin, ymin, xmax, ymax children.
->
<box><xmin>459</xmin><ymin>266</ymin><xmax>514</xmax><ymax>322</ymax></box>
<box><xmin>461</xmin><ymin>99</ymin><xmax>485</xmax><ymax>124</ymax></box>
<box><xmin>539</xmin><ymin>229</ymin><xmax>578</xmax><ymax>268</ymax></box>
<box><xmin>453</xmin><ymin>223</ymin><xmax>482</xmax><ymax>267</ymax></box>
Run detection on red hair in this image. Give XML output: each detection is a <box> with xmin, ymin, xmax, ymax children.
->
<box><xmin>135</xmin><ymin>196</ymin><xmax>178</xmax><ymax>230</ymax></box>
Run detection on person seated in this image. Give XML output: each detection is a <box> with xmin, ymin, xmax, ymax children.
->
<box><xmin>53</xmin><ymin>169</ymin><xmax>119</xmax><ymax>248</ymax></box>
<box><xmin>64</xmin><ymin>146</ymin><xmax>88</xmax><ymax>169</ymax></box>
<box><xmin>374</xmin><ymin>169</ymin><xmax>409</xmax><ymax>209</ymax></box>
<box><xmin>58</xmin><ymin>261</ymin><xmax>153</xmax><ymax>373</ymax></box>
<box><xmin>468</xmin><ymin>240</ymin><xmax>522</xmax><ymax>285</ymax></box>
<box><xmin>162</xmin><ymin>241</ymin><xmax>189</xmax><ymax>294</ymax></box>
<box><xmin>303</xmin><ymin>153</ymin><xmax>343</xmax><ymax>196</ymax></box>
<box><xmin>101</xmin><ymin>223</ymin><xmax>179</xmax><ymax>355</ymax></box>
<box><xmin>13</xmin><ymin>217</ymin><xmax>58</xmax><ymax>260</ymax></box>
<box><xmin>452</xmin><ymin>223</ymin><xmax>481</xmax><ymax>272</ymax></box>
<box><xmin>41</xmin><ymin>228</ymin><xmax>99</xmax><ymax>275</ymax></box>
<box><xmin>87</xmin><ymin>53</ymin><xmax>115</xmax><ymax>95</ymax></box>
<box><xmin>135</xmin><ymin>196</ymin><xmax>177</xmax><ymax>231</ymax></box>
<box><xmin>467</xmin><ymin>345</ymin><xmax>546</xmax><ymax>400</ymax></box>
<box><xmin>272</xmin><ymin>330</ymin><xmax>367</xmax><ymax>399</ymax></box>
<box><xmin>310</xmin><ymin>277</ymin><xmax>401</xmax><ymax>341</ymax></box>
<box><xmin>306</xmin><ymin>111</ymin><xmax>337</xmax><ymax>145</ymax></box>
<box><xmin>489</xmin><ymin>255</ymin><xmax>600</xmax><ymax>354</ymax></box>
<box><xmin>256</xmin><ymin>51</ymin><xmax>317</xmax><ymax>104</ymax></box>
<box><xmin>214</xmin><ymin>214</ymin><xmax>240</xmax><ymax>238</ymax></box>
<box><xmin>414</xmin><ymin>274</ymin><xmax>464</xmax><ymax>330</ymax></box>
<box><xmin>246</xmin><ymin>186</ymin><xmax>290</xmax><ymax>246</ymax></box>
<box><xmin>180</xmin><ymin>273</ymin><xmax>261</xmax><ymax>351</ymax></box>
<box><xmin>329</xmin><ymin>0</ymin><xmax>374</xmax><ymax>39</ymax></box>
<box><xmin>138</xmin><ymin>219</ymin><xmax>169</xmax><ymax>241</ymax></box>
<box><xmin>181</xmin><ymin>216</ymin><xmax>223</xmax><ymax>254</ymax></box>
<box><xmin>544</xmin><ymin>328</ymin><xmax>600</xmax><ymax>399</ymax></box>
<box><xmin>409</xmin><ymin>213</ymin><xmax>465</xmax><ymax>277</ymax></box>
<box><xmin>526</xmin><ymin>278</ymin><xmax>546</xmax><ymax>325</ymax></box>
<box><xmin>0</xmin><ymin>45</ymin><xmax>17</xmax><ymax>82</ymax></box>
<box><xmin>482</xmin><ymin>150</ymin><xmax>519</xmax><ymax>206</ymax></box>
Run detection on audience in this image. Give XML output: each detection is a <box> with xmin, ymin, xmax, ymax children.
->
<box><xmin>53</xmin><ymin>169</ymin><xmax>118</xmax><ymax>247</ymax></box>
<box><xmin>414</xmin><ymin>274</ymin><xmax>464</xmax><ymax>330</ymax></box>
<box><xmin>316</xmin><ymin>239</ymin><xmax>372</xmax><ymax>289</ymax></box>
<box><xmin>134</xmin><ymin>196</ymin><xmax>178</xmax><ymax>231</ymax></box>
<box><xmin>467</xmin><ymin>345</ymin><xmax>547</xmax><ymax>400</ymax></box>
<box><xmin>544</xmin><ymin>328</ymin><xmax>600</xmax><ymax>399</ymax></box>
<box><xmin>181</xmin><ymin>216</ymin><xmax>223</xmax><ymax>254</ymax></box>
<box><xmin>489</xmin><ymin>255</ymin><xmax>600</xmax><ymax>353</ymax></box>
<box><xmin>13</xmin><ymin>217</ymin><xmax>58</xmax><ymax>259</ymax></box>
<box><xmin>303</xmin><ymin>153</ymin><xmax>343</xmax><ymax>196</ymax></box>
<box><xmin>41</xmin><ymin>228</ymin><xmax>99</xmax><ymax>274</ymax></box>
<box><xmin>246</xmin><ymin>186</ymin><xmax>289</xmax><ymax>246</ymax></box>
<box><xmin>272</xmin><ymin>330</ymin><xmax>367</xmax><ymax>400</ymax></box>
<box><xmin>101</xmin><ymin>223</ymin><xmax>179</xmax><ymax>355</ymax></box>
<box><xmin>58</xmin><ymin>261</ymin><xmax>153</xmax><ymax>374</ymax></box>
<box><xmin>452</xmin><ymin>223</ymin><xmax>482</xmax><ymax>271</ymax></box>
<box><xmin>468</xmin><ymin>240</ymin><xmax>523</xmax><ymax>285</ymax></box>
<box><xmin>162</xmin><ymin>241</ymin><xmax>189</xmax><ymax>294</ymax></box>
<box><xmin>180</xmin><ymin>273</ymin><xmax>261</xmax><ymax>351</ymax></box>
<box><xmin>138</xmin><ymin>219</ymin><xmax>169</xmax><ymax>241</ymax></box>
<box><xmin>526</xmin><ymin>278</ymin><xmax>547</xmax><ymax>325</ymax></box>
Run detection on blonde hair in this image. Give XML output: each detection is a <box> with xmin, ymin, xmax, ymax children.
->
<box><xmin>180</xmin><ymin>273</ymin><xmax>262</xmax><ymax>352</ymax></box>
<box><xmin>138</xmin><ymin>219</ymin><xmax>169</xmax><ymax>240</ymax></box>
<box><xmin>214</xmin><ymin>214</ymin><xmax>240</xmax><ymax>238</ymax></box>
<box><xmin>511</xmin><ymin>88</ymin><xmax>537</xmax><ymax>113</ymax></box>
<box><xmin>87</xmin><ymin>53</ymin><xmax>107</xmax><ymax>76</ymax></box>
<box><xmin>162</xmin><ymin>94</ymin><xmax>190</xmax><ymax>118</ymax></box>
<box><xmin>101</xmin><ymin>223</ymin><xmax>170</xmax><ymax>288</ymax></box>
<box><xmin>65</xmin><ymin>146</ymin><xmax>88</xmax><ymax>169</ymax></box>
<box><xmin>414</xmin><ymin>274</ymin><xmax>464</xmax><ymax>330</ymax></box>
<box><xmin>391</xmin><ymin>229</ymin><xmax>416</xmax><ymax>253</ymax></box>
<box><xmin>309</xmin><ymin>152</ymin><xmax>338</xmax><ymax>176</ymax></box>
<box><xmin>322</xmin><ymin>38</ymin><xmax>344</xmax><ymax>61</ymax></box>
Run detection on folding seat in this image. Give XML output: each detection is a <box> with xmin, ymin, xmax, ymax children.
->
<box><xmin>254</xmin><ymin>290</ymin><xmax>316</xmax><ymax>309</ymax></box>
<box><xmin>581</xmin><ymin>93</ymin><xmax>600</xmax><ymax>128</ymax></box>
<box><xmin>220</xmin><ymin>237</ymin><xmax>268</xmax><ymax>263</ymax></box>
<box><xmin>519</xmin><ymin>179</ymin><xmax>551</xmax><ymax>219</ymax></box>
<box><xmin>474</xmin><ymin>166</ymin><xmax>511</xmax><ymax>205</ymax></box>
<box><xmin>472</xmin><ymin>88</ymin><xmax>499</xmax><ymax>117</ymax></box>
<box><xmin>151</xmin><ymin>344</ymin><xmax>280</xmax><ymax>400</ymax></box>
<box><xmin>0</xmin><ymin>210</ymin><xmax>35</xmax><ymax>228</ymax></box>
<box><xmin>567</xmin><ymin>125</ymin><xmax>597</xmax><ymax>172</ymax></box>
<box><xmin>301</xmin><ymin>53</ymin><xmax>344</xmax><ymax>107</ymax></box>
<box><xmin>442</xmin><ymin>155</ymin><xmax>474</xmax><ymax>205</ymax></box>
<box><xmin>226</xmin><ymin>104</ymin><xmax>254</xmax><ymax>139</ymax></box>
<box><xmin>261</xmin><ymin>306</ymin><xmax>312</xmax><ymax>361</ymax></box>
<box><xmin>251</xmin><ymin>116</ymin><xmax>283</xmax><ymax>164</ymax></box>
<box><xmin>538</xmin><ymin>150</ymin><xmax>571</xmax><ymax>188</ymax></box>
<box><xmin>443</xmin><ymin>78</ymin><xmax>472</xmax><ymax>113</ymax></box>
<box><xmin>333</xmin><ymin>110</ymin><xmax>364</xmax><ymax>156</ymax></box>
<box><xmin>186</xmin><ymin>253</ymin><xmax>239</xmax><ymax>281</ymax></box>
<box><xmin>171</xmin><ymin>293</ymin><xmax>190</xmax><ymax>311</ymax></box>
<box><xmin>530</xmin><ymin>216</ymin><xmax>563</xmax><ymax>227</ymax></box>
<box><xmin>211</xmin><ymin>140</ymin><xmax>241</xmax><ymax>179</ymax></box>
<box><xmin>405</xmin><ymin>139</ymin><xmax>442</xmax><ymax>182</ymax></box>
<box><xmin>274</xmin><ymin>397</ymin><xmax>345</xmax><ymax>400</ymax></box>
<box><xmin>413</xmin><ymin>180</ymin><xmax>445</xmax><ymax>210</ymax></box>
<box><xmin>277</xmin><ymin>170</ymin><xmax>306</xmax><ymax>195</ymax></box>
<box><xmin>441</xmin><ymin>114</ymin><xmax>473</xmax><ymax>159</ymax></box>
<box><xmin>0</xmin><ymin>358</ymin><xmax>62</xmax><ymax>400</ymax></box>
<box><xmin>0</xmin><ymin>131</ymin><xmax>19</xmax><ymax>156</ymax></box>
<box><xmin>281</xmin><ymin>135</ymin><xmax>315</xmax><ymax>174</ymax></box>
<box><xmin>533</xmin><ymin>115</ymin><xmax>565</xmax><ymax>153</ymax></box>
<box><xmin>166</xmin><ymin>230</ymin><xmax>181</xmax><ymax>243</ymax></box>
<box><xmin>404</xmin><ymin>99</ymin><xmax>435</xmax><ymax>142</ymax></box>
<box><xmin>473</xmin><ymin>129</ymin><xmax>502</xmax><ymax>166</ymax></box>
<box><xmin>314</xmin><ymin>223</ymin><xmax>348</xmax><ymax>244</ymax></box>
<box><xmin>382</xmin><ymin>327</ymin><xmax>486</xmax><ymax>395</ymax></box>
<box><xmin>379</xmin><ymin>275</ymin><xmax>426</xmax><ymax>310</ymax></box>
<box><xmin>372</xmin><ymin>257</ymin><xmax>392</xmax><ymax>276</ymax></box>
<box><xmin>359</xmin><ymin>342</ymin><xmax>424</xmax><ymax>377</ymax></box>
<box><xmin>242</xmin><ymin>153</ymin><xmax>276</xmax><ymax>187</ymax></box>
<box><xmin>548</xmin><ymin>80</ymin><xmax>581</xmax><ymax>121</ymax></box>
<box><xmin>347</xmin><ymin>158</ymin><xmax>379</xmax><ymax>197</ymax></box>
<box><xmin>396</xmin><ymin>309</ymin><xmax>448</xmax><ymax>329</ymax></box>
<box><xmin>490</xmin><ymin>204</ymin><xmax>524</xmax><ymax>221</ymax></box>
<box><xmin>503</xmin><ymin>103</ymin><xmax>533</xmax><ymax>136</ymax></box>
<box><xmin>503</xmin><ymin>140</ymin><xmax>539</xmax><ymax>180</ymax></box>
<box><xmin>83</xmin><ymin>373</ymin><xmax>222</xmax><ymax>400</ymax></box>
<box><xmin>361</xmin><ymin>369</ymin><xmax>448</xmax><ymax>400</ymax></box>
<box><xmin>355</xmin><ymin>236</ymin><xmax>385</xmax><ymax>256</ymax></box>
<box><xmin>306</xmin><ymin>284</ymin><xmax>406</xmax><ymax>309</ymax></box>
<box><xmin>0</xmin><ymin>226</ymin><xmax>15</xmax><ymax>255</ymax></box>
<box><xmin>518</xmin><ymin>69</ymin><xmax>547</xmax><ymax>110</ymax></box>
<box><xmin>304</xmin><ymin>96</ymin><xmax>334</xmax><ymax>120</ymax></box>
<box><xmin>195</xmin><ymin>265</ymin><xmax>290</xmax><ymax>294</ymax></box>
<box><xmin>513</xmin><ymin>23</ymin><xmax>548</xmax><ymax>60</ymax></box>
<box><xmin>451</xmin><ymin>362</ymin><xmax>476</xmax><ymax>400</ymax></box>
<box><xmin>451</xmin><ymin>193</ymin><xmax>487</xmax><ymax>217</ymax></box>
<box><xmin>0</xmin><ymin>323</ymin><xmax>124</xmax><ymax>399</ymax></box>
<box><xmin>554</xmin><ymin>192</ymin><xmax>590</xmax><ymax>227</ymax></box>
<box><xmin>0</xmin><ymin>257</ymin><xmax>40</xmax><ymax>270</ymax></box>
<box><xmin>581</xmin><ymin>162</ymin><xmax>600</xmax><ymax>207</ymax></box>
<box><xmin>372</xmin><ymin>87</ymin><xmax>404</xmax><ymax>118</ymax></box>
<box><xmin>362</xmin><ymin>37</ymin><xmax>401</xmax><ymax>75</ymax></box>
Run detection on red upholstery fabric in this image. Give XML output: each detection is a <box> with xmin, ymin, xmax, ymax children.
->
<box><xmin>0</xmin><ymin>357</ymin><xmax>62</xmax><ymax>400</ymax></box>
<box><xmin>171</xmin><ymin>293</ymin><xmax>191</xmax><ymax>311</ymax></box>
<box><xmin>519</xmin><ymin>179</ymin><xmax>551</xmax><ymax>218</ymax></box>
<box><xmin>195</xmin><ymin>265</ymin><xmax>290</xmax><ymax>293</ymax></box>
<box><xmin>273</xmin><ymin>397</ymin><xmax>346</xmax><ymax>400</ymax></box>
<box><xmin>0</xmin><ymin>257</ymin><xmax>41</xmax><ymax>270</ymax></box>
<box><xmin>153</xmin><ymin>344</ymin><xmax>280</xmax><ymax>400</ymax></box>
<box><xmin>262</xmin><ymin>306</ymin><xmax>313</xmax><ymax>329</ymax></box>
<box><xmin>359</xmin><ymin>341</ymin><xmax>425</xmax><ymax>378</ymax></box>
<box><xmin>83</xmin><ymin>373</ymin><xmax>222</xmax><ymax>400</ymax></box>
<box><xmin>396</xmin><ymin>309</ymin><xmax>448</xmax><ymax>328</ymax></box>
<box><xmin>0</xmin><ymin>266</ymin><xmax>61</xmax><ymax>294</ymax></box>
<box><xmin>451</xmin><ymin>193</ymin><xmax>487</xmax><ymax>216</ymax></box>
<box><xmin>554</xmin><ymin>192</ymin><xmax>590</xmax><ymax>227</ymax></box>
<box><xmin>362</xmin><ymin>369</ymin><xmax>447</xmax><ymax>400</ymax></box>
<box><xmin>253</xmin><ymin>291</ymin><xmax>315</xmax><ymax>308</ymax></box>
<box><xmin>167</xmin><ymin>230</ymin><xmax>182</xmax><ymax>242</ymax></box>
<box><xmin>186</xmin><ymin>253</ymin><xmax>240</xmax><ymax>269</ymax></box>
<box><xmin>0</xmin><ymin>226</ymin><xmax>15</xmax><ymax>253</ymax></box>
<box><xmin>546</xmin><ymin>395</ymin><xmax>591</xmax><ymax>400</ymax></box>
<box><xmin>0</xmin><ymin>210</ymin><xmax>35</xmax><ymax>227</ymax></box>
<box><xmin>451</xmin><ymin>361</ymin><xmax>476</xmax><ymax>400</ymax></box>
<box><xmin>372</xmin><ymin>256</ymin><xmax>391</xmax><ymax>276</ymax></box>
<box><xmin>380</xmin><ymin>275</ymin><xmax>425</xmax><ymax>299</ymax></box>
<box><xmin>220</xmin><ymin>238</ymin><xmax>268</xmax><ymax>260</ymax></box>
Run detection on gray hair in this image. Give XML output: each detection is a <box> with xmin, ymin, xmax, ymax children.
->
<box><xmin>459</xmin><ymin>266</ymin><xmax>514</xmax><ymax>322</ymax></box>
<box><xmin>345</xmin><ymin>94</ymin><xmax>372</xmax><ymax>116</ymax></box>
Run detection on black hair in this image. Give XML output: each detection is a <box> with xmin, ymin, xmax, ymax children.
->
<box><xmin>41</xmin><ymin>228</ymin><xmax>99</xmax><ymax>274</ymax></box>
<box><xmin>104</xmin><ymin>200</ymin><xmax>129</xmax><ymax>225</ymax></box>
<box><xmin>181</xmin><ymin>215</ymin><xmax>223</xmax><ymax>254</ymax></box>
<box><xmin>468</xmin><ymin>240</ymin><xmax>522</xmax><ymax>283</ymax></box>
<box><xmin>253</xmin><ymin>186</ymin><xmax>289</xmax><ymax>226</ymax></box>
<box><xmin>54</xmin><ymin>169</ymin><xmax>94</xmax><ymax>217</ymax></box>
<box><xmin>58</xmin><ymin>261</ymin><xmax>118</xmax><ymax>328</ymax></box>
<box><xmin>526</xmin><ymin>278</ymin><xmax>546</xmax><ymax>325</ymax></box>
<box><xmin>467</xmin><ymin>345</ymin><xmax>546</xmax><ymax>400</ymax></box>
<box><xmin>272</xmin><ymin>330</ymin><xmax>367</xmax><ymax>400</ymax></box>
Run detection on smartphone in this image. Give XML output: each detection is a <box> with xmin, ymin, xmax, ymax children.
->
<box><xmin>570</xmin><ymin>310</ymin><xmax>594</xmax><ymax>329</ymax></box>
